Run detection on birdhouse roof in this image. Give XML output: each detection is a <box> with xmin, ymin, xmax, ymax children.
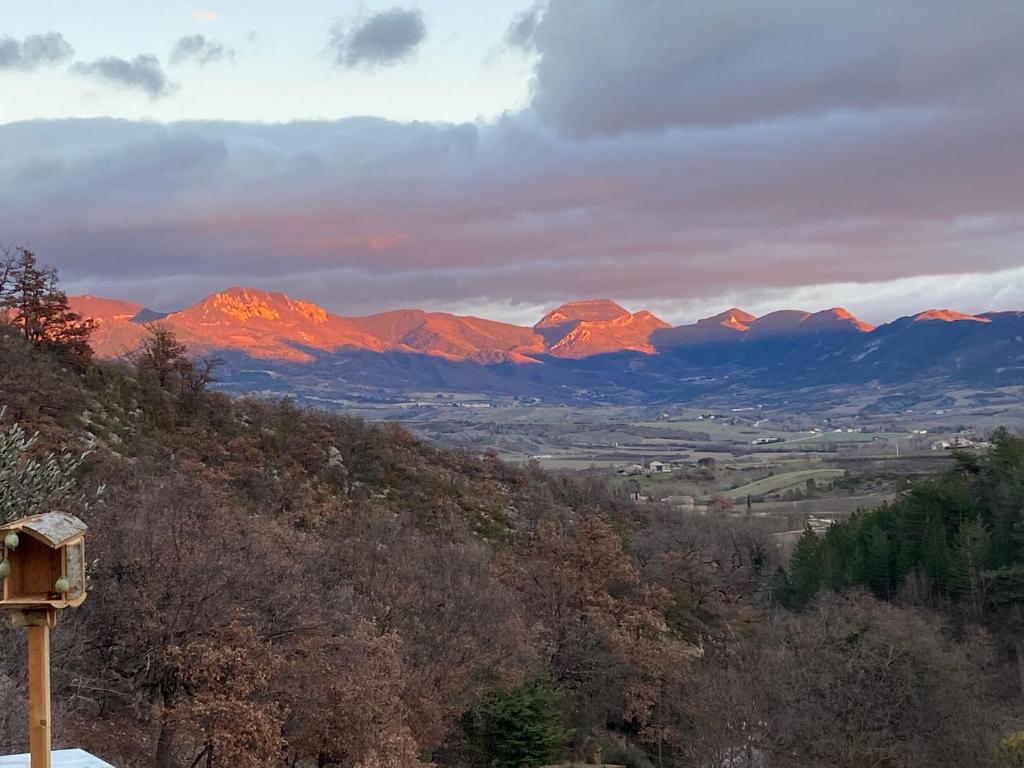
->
<box><xmin>4</xmin><ymin>512</ymin><xmax>87</xmax><ymax>548</ymax></box>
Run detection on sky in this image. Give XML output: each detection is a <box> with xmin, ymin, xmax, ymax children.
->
<box><xmin>1</xmin><ymin>0</ymin><xmax>1023</xmax><ymax>326</ymax></box>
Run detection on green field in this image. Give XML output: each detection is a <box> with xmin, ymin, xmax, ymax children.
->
<box><xmin>723</xmin><ymin>468</ymin><xmax>846</xmax><ymax>500</ymax></box>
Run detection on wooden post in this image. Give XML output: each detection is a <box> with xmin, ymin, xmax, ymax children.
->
<box><xmin>26</xmin><ymin>612</ymin><xmax>54</xmax><ymax>768</ymax></box>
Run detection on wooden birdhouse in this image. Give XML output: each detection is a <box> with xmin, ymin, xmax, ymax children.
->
<box><xmin>0</xmin><ymin>512</ymin><xmax>88</xmax><ymax>610</ymax></box>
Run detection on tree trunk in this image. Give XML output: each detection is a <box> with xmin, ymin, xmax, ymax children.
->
<box><xmin>155</xmin><ymin>719</ymin><xmax>177</xmax><ymax>768</ymax></box>
<box><xmin>1016</xmin><ymin>638</ymin><xmax>1024</xmax><ymax>698</ymax></box>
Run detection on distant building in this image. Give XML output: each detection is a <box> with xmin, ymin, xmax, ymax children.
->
<box><xmin>751</xmin><ymin>436</ymin><xmax>785</xmax><ymax>445</ymax></box>
<box><xmin>619</xmin><ymin>464</ymin><xmax>645</xmax><ymax>476</ymax></box>
<box><xmin>931</xmin><ymin>436</ymin><xmax>987</xmax><ymax>450</ymax></box>
<box><xmin>646</xmin><ymin>460</ymin><xmax>671</xmax><ymax>473</ymax></box>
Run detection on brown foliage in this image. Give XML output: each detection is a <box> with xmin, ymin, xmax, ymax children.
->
<box><xmin>756</xmin><ymin>591</ymin><xmax>1001</xmax><ymax>768</ymax></box>
<box><xmin>0</xmin><ymin>337</ymin><xmax>1013</xmax><ymax>768</ymax></box>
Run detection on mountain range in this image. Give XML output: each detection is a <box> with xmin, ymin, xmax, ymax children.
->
<box><xmin>73</xmin><ymin>290</ymin><xmax>676</xmax><ymax>363</ymax></box>
<box><xmin>70</xmin><ymin>288</ymin><xmax>1024</xmax><ymax>409</ymax></box>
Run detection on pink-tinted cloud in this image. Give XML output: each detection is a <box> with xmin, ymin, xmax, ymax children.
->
<box><xmin>2</xmin><ymin>1</ymin><xmax>1024</xmax><ymax>321</ymax></box>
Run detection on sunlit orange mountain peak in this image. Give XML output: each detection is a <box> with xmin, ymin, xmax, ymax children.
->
<box><xmin>68</xmin><ymin>296</ymin><xmax>149</xmax><ymax>358</ymax></box>
<box><xmin>535</xmin><ymin>300</ymin><xmax>670</xmax><ymax>358</ymax></box>
<box><xmin>350</xmin><ymin>309</ymin><xmax>545</xmax><ymax>363</ymax></box>
<box><xmin>912</xmin><ymin>309</ymin><xmax>991</xmax><ymax>324</ymax></box>
<box><xmin>537</xmin><ymin>299</ymin><xmax>632</xmax><ymax>325</ymax></box>
<box><xmin>163</xmin><ymin>288</ymin><xmax>386</xmax><ymax>361</ymax></box>
<box><xmin>809</xmin><ymin>307</ymin><xmax>876</xmax><ymax>332</ymax></box>
<box><xmin>72</xmin><ymin>295</ymin><xmax>144</xmax><ymax>320</ymax></box>
<box><xmin>710</xmin><ymin>308</ymin><xmax>756</xmax><ymax>331</ymax></box>
<box><xmin>743</xmin><ymin>307</ymin><xmax>874</xmax><ymax>338</ymax></box>
<box><xmin>73</xmin><ymin>289</ymin><xmax>547</xmax><ymax>363</ymax></box>
<box><xmin>193</xmin><ymin>287</ymin><xmax>330</xmax><ymax>325</ymax></box>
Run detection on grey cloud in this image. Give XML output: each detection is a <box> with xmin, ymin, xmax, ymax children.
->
<box><xmin>71</xmin><ymin>54</ymin><xmax>173</xmax><ymax>98</ymax></box>
<box><xmin>170</xmin><ymin>34</ymin><xmax>234</xmax><ymax>65</ymax></box>
<box><xmin>527</xmin><ymin>0</ymin><xmax>1024</xmax><ymax>137</ymax></box>
<box><xmin>6</xmin><ymin>3</ymin><xmax>1024</xmax><ymax>324</ymax></box>
<box><xmin>328</xmin><ymin>8</ymin><xmax>426</xmax><ymax>68</ymax></box>
<box><xmin>505</xmin><ymin>5</ymin><xmax>543</xmax><ymax>50</ymax></box>
<box><xmin>2</xmin><ymin>100</ymin><xmax>1023</xmax><ymax>322</ymax></box>
<box><xmin>0</xmin><ymin>32</ymin><xmax>74</xmax><ymax>71</ymax></box>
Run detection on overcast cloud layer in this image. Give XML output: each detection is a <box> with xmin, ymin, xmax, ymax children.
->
<box><xmin>529</xmin><ymin>0</ymin><xmax>1024</xmax><ymax>137</ymax></box>
<box><xmin>1</xmin><ymin>0</ymin><xmax>1023</xmax><ymax>324</ymax></box>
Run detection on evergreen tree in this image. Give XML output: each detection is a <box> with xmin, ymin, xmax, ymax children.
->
<box><xmin>864</xmin><ymin>526</ymin><xmax>895</xmax><ymax>599</ymax></box>
<box><xmin>920</xmin><ymin>515</ymin><xmax>950</xmax><ymax>592</ymax></box>
<box><xmin>949</xmin><ymin>516</ymin><xmax>991</xmax><ymax>618</ymax></box>
<box><xmin>0</xmin><ymin>247</ymin><xmax>94</xmax><ymax>363</ymax></box>
<box><xmin>775</xmin><ymin>526</ymin><xmax>823</xmax><ymax>609</ymax></box>
<box><xmin>469</xmin><ymin>678</ymin><xmax>569</xmax><ymax>768</ymax></box>
<box><xmin>986</xmin><ymin>565</ymin><xmax>1024</xmax><ymax>696</ymax></box>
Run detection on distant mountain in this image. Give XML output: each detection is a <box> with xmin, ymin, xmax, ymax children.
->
<box><xmin>912</xmin><ymin>309</ymin><xmax>990</xmax><ymax>324</ymax></box>
<box><xmin>70</xmin><ymin>295</ymin><xmax>148</xmax><ymax>358</ymax></box>
<box><xmin>650</xmin><ymin>308</ymin><xmax>754</xmax><ymax>347</ymax></box>
<box><xmin>69</xmin><ymin>288</ymin><xmax>1024</xmax><ymax>408</ymax></box>
<box><xmin>75</xmin><ymin>288</ymin><xmax>385</xmax><ymax>363</ymax></box>
<box><xmin>653</xmin><ymin>306</ymin><xmax>873</xmax><ymax>348</ymax></box>
<box><xmin>165</xmin><ymin>287</ymin><xmax>386</xmax><ymax>362</ymax></box>
<box><xmin>534</xmin><ymin>299</ymin><xmax>671</xmax><ymax>358</ymax></box>
<box><xmin>350</xmin><ymin>309</ymin><xmax>544</xmax><ymax>363</ymax></box>
<box><xmin>74</xmin><ymin>291</ymin><xmax>672</xmax><ymax>363</ymax></box>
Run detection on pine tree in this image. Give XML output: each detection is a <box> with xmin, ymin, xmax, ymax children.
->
<box><xmin>776</xmin><ymin>527</ymin><xmax>824</xmax><ymax>609</ymax></box>
<box><xmin>987</xmin><ymin>565</ymin><xmax>1024</xmax><ymax>696</ymax></box>
<box><xmin>920</xmin><ymin>515</ymin><xmax>950</xmax><ymax>595</ymax></box>
<box><xmin>865</xmin><ymin>527</ymin><xmax>894</xmax><ymax>599</ymax></box>
<box><xmin>950</xmin><ymin>517</ymin><xmax>991</xmax><ymax>618</ymax></box>
<box><xmin>470</xmin><ymin>678</ymin><xmax>570</xmax><ymax>768</ymax></box>
<box><xmin>0</xmin><ymin>247</ymin><xmax>94</xmax><ymax>363</ymax></box>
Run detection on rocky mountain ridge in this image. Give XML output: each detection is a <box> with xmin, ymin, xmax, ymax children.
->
<box><xmin>69</xmin><ymin>288</ymin><xmax>1024</xmax><ymax>406</ymax></box>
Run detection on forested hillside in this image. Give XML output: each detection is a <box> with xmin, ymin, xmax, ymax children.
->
<box><xmin>777</xmin><ymin>430</ymin><xmax>1024</xmax><ymax>693</ymax></box>
<box><xmin>0</xmin><ymin>251</ymin><xmax>1021</xmax><ymax>767</ymax></box>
